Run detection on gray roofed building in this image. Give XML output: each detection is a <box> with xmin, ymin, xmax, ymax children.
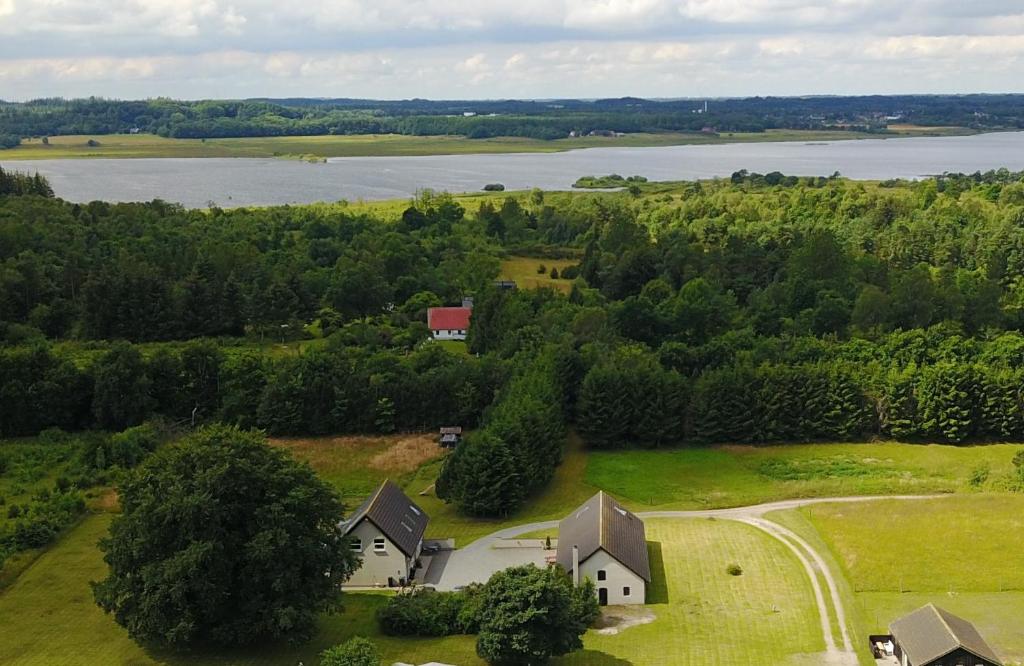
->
<box><xmin>341</xmin><ymin>480</ymin><xmax>428</xmax><ymax>559</ymax></box>
<box><xmin>556</xmin><ymin>491</ymin><xmax>650</xmax><ymax>605</ymax></box>
<box><xmin>890</xmin><ymin>604</ymin><xmax>1002</xmax><ymax>666</ymax></box>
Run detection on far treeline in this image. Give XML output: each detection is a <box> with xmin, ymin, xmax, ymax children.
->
<box><xmin>1</xmin><ymin>94</ymin><xmax>1024</xmax><ymax>143</ymax></box>
<box><xmin>5</xmin><ymin>168</ymin><xmax>1024</xmax><ymax>517</ymax></box>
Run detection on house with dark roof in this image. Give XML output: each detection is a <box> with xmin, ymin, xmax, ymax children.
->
<box><xmin>556</xmin><ymin>491</ymin><xmax>650</xmax><ymax>605</ymax></box>
<box><xmin>890</xmin><ymin>604</ymin><xmax>1002</xmax><ymax>666</ymax></box>
<box><xmin>427</xmin><ymin>306</ymin><xmax>471</xmax><ymax>341</ymax></box>
<box><xmin>340</xmin><ymin>480</ymin><xmax>429</xmax><ymax>587</ymax></box>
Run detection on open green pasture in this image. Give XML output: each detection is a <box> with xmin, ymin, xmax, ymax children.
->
<box><xmin>798</xmin><ymin>495</ymin><xmax>1024</xmax><ymax>665</ymax></box>
<box><xmin>499</xmin><ymin>256</ymin><xmax>580</xmax><ymax>293</ymax></box>
<box><xmin>586</xmin><ymin>442</ymin><xmax>1021</xmax><ymax>509</ymax></box>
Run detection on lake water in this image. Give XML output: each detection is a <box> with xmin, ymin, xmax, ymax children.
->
<box><xmin>5</xmin><ymin>131</ymin><xmax>1024</xmax><ymax>208</ymax></box>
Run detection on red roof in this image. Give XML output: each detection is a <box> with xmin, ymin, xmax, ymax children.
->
<box><xmin>428</xmin><ymin>307</ymin><xmax>471</xmax><ymax>331</ymax></box>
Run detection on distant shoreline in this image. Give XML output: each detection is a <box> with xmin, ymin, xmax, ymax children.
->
<box><xmin>0</xmin><ymin>126</ymin><xmax>978</xmax><ymax>161</ymax></box>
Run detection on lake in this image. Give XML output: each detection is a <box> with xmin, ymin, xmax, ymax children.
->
<box><xmin>5</xmin><ymin>131</ymin><xmax>1024</xmax><ymax>208</ymax></box>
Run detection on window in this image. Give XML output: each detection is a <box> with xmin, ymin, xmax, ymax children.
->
<box><xmin>597</xmin><ymin>570</ymin><xmax>606</xmax><ymax>581</ymax></box>
<box><xmin>349</xmin><ymin>538</ymin><xmax>362</xmax><ymax>552</ymax></box>
<box><xmin>373</xmin><ymin>537</ymin><xmax>386</xmax><ymax>552</ymax></box>
<box><xmin>623</xmin><ymin>586</ymin><xmax>631</xmax><ymax>597</ymax></box>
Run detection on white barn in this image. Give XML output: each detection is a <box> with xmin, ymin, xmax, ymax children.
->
<box><xmin>340</xmin><ymin>480</ymin><xmax>429</xmax><ymax>587</ymax></box>
<box><xmin>556</xmin><ymin>491</ymin><xmax>650</xmax><ymax>605</ymax></box>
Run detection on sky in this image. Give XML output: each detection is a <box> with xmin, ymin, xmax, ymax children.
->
<box><xmin>0</xmin><ymin>0</ymin><xmax>1022</xmax><ymax>101</ymax></box>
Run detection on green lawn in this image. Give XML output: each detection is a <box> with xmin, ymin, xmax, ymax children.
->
<box><xmin>563</xmin><ymin>518</ymin><xmax>824</xmax><ymax>666</ymax></box>
<box><xmin>499</xmin><ymin>256</ymin><xmax>579</xmax><ymax>293</ymax></box>
<box><xmin>799</xmin><ymin>495</ymin><xmax>1024</xmax><ymax>665</ymax></box>
<box><xmin>586</xmin><ymin>442</ymin><xmax>1022</xmax><ymax>509</ymax></box>
<box><xmin>0</xmin><ymin>128</ymin><xmax>952</xmax><ymax>161</ymax></box>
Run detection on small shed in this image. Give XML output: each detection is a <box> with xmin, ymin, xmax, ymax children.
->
<box><xmin>889</xmin><ymin>604</ymin><xmax>1002</xmax><ymax>666</ymax></box>
<box><xmin>439</xmin><ymin>426</ymin><xmax>462</xmax><ymax>448</ymax></box>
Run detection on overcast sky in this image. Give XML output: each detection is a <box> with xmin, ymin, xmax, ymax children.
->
<box><xmin>0</xmin><ymin>0</ymin><xmax>1022</xmax><ymax>100</ymax></box>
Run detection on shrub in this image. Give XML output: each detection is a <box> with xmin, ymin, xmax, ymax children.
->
<box><xmin>320</xmin><ymin>637</ymin><xmax>380</xmax><ymax>666</ymax></box>
<box><xmin>537</xmin><ymin>264</ymin><xmax>547</xmax><ymax>274</ymax></box>
<box><xmin>969</xmin><ymin>464</ymin><xmax>991</xmax><ymax>489</ymax></box>
<box><xmin>727</xmin><ymin>563</ymin><xmax>743</xmax><ymax>576</ymax></box>
<box><xmin>550</xmin><ymin>267</ymin><xmax>560</xmax><ymax>279</ymax></box>
<box><xmin>377</xmin><ymin>588</ymin><xmax>476</xmax><ymax>636</ymax></box>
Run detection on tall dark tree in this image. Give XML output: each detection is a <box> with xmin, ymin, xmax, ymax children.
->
<box><xmin>93</xmin><ymin>425</ymin><xmax>358</xmax><ymax>646</ymax></box>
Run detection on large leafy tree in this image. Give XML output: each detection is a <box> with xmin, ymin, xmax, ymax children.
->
<box><xmin>475</xmin><ymin>565</ymin><xmax>599</xmax><ymax>665</ymax></box>
<box><xmin>92</xmin><ymin>425</ymin><xmax>358</xmax><ymax>647</ymax></box>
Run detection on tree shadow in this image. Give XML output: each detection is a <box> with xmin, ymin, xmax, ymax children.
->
<box><xmin>556</xmin><ymin>649</ymin><xmax>634</xmax><ymax>665</ymax></box>
<box><xmin>645</xmin><ymin>541</ymin><xmax>669</xmax><ymax>604</ymax></box>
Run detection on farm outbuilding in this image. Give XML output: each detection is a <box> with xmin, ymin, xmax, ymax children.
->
<box><xmin>888</xmin><ymin>604</ymin><xmax>1002</xmax><ymax>666</ymax></box>
<box><xmin>556</xmin><ymin>491</ymin><xmax>650</xmax><ymax>605</ymax></box>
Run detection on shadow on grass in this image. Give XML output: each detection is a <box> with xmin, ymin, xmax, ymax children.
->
<box><xmin>556</xmin><ymin>649</ymin><xmax>634</xmax><ymax>665</ymax></box>
<box><xmin>646</xmin><ymin>541</ymin><xmax>669</xmax><ymax>604</ymax></box>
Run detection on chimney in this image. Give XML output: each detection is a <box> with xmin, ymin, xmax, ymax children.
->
<box><xmin>572</xmin><ymin>545</ymin><xmax>580</xmax><ymax>587</ymax></box>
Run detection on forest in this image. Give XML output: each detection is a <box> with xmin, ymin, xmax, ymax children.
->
<box><xmin>4</xmin><ymin>167</ymin><xmax>1024</xmax><ymax>519</ymax></box>
<box><xmin>1</xmin><ymin>94</ymin><xmax>1023</xmax><ymax>142</ymax></box>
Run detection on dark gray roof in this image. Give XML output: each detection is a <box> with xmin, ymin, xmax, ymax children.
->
<box><xmin>340</xmin><ymin>480</ymin><xmax>429</xmax><ymax>558</ymax></box>
<box><xmin>890</xmin><ymin>604</ymin><xmax>1002</xmax><ymax>666</ymax></box>
<box><xmin>556</xmin><ymin>491</ymin><xmax>650</xmax><ymax>582</ymax></box>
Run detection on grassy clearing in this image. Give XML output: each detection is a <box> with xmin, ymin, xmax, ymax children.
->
<box><xmin>586</xmin><ymin>442</ymin><xmax>1021</xmax><ymax>509</ymax></box>
<box><xmin>499</xmin><ymin>256</ymin><xmax>579</xmax><ymax>293</ymax></box>
<box><xmin>0</xmin><ymin>128</ymin><xmax>956</xmax><ymax>161</ymax></box>
<box><xmin>268</xmin><ymin>433</ymin><xmax>444</xmax><ymax>501</ymax></box>
<box><xmin>804</xmin><ymin>495</ymin><xmax>1024</xmax><ymax>593</ymax></box>
<box><xmin>801</xmin><ymin>495</ymin><xmax>1024</xmax><ymax>665</ymax></box>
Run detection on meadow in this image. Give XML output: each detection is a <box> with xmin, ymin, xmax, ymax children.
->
<box><xmin>0</xmin><ymin>128</ymin><xmax>950</xmax><ymax>161</ymax></box>
<box><xmin>498</xmin><ymin>256</ymin><xmax>580</xmax><ymax>293</ymax></box>
<box><xmin>797</xmin><ymin>495</ymin><xmax>1024</xmax><ymax>664</ymax></box>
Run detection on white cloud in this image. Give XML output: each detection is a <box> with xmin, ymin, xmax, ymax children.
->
<box><xmin>0</xmin><ymin>2</ymin><xmax>1022</xmax><ymax>98</ymax></box>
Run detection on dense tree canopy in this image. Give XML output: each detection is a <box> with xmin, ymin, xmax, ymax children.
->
<box><xmin>92</xmin><ymin>425</ymin><xmax>358</xmax><ymax>647</ymax></box>
<box><xmin>475</xmin><ymin>565</ymin><xmax>599</xmax><ymax>665</ymax></box>
<box><xmin>2</xmin><ymin>95</ymin><xmax>1022</xmax><ymax>141</ymax></box>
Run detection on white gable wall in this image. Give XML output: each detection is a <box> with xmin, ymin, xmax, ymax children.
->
<box><xmin>431</xmin><ymin>329</ymin><xmax>467</xmax><ymax>341</ymax></box>
<box><xmin>578</xmin><ymin>548</ymin><xmax>646</xmax><ymax>605</ymax></box>
<box><xmin>345</xmin><ymin>518</ymin><xmax>414</xmax><ymax>587</ymax></box>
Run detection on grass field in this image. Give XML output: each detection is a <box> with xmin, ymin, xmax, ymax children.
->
<box><xmin>0</xmin><ymin>512</ymin><xmax>824</xmax><ymax>666</ymax></box>
<box><xmin>586</xmin><ymin>442</ymin><xmax>1022</xmax><ymax>509</ymax></box>
<box><xmin>567</xmin><ymin>518</ymin><xmax>824</xmax><ymax>666</ymax></box>
<box><xmin>0</xmin><ymin>128</ymin><xmax>967</xmax><ymax>161</ymax></box>
<box><xmin>499</xmin><ymin>256</ymin><xmax>580</xmax><ymax>293</ymax></box>
<box><xmin>798</xmin><ymin>495</ymin><xmax>1024</xmax><ymax>664</ymax></box>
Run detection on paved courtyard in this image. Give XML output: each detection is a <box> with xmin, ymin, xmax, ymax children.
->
<box><xmin>421</xmin><ymin>538</ymin><xmax>555</xmax><ymax>590</ymax></box>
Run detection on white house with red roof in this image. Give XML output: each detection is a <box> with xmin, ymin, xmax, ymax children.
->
<box><xmin>427</xmin><ymin>300</ymin><xmax>472</xmax><ymax>341</ymax></box>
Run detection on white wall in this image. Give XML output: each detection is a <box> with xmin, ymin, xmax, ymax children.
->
<box><xmin>432</xmin><ymin>329</ymin><xmax>467</xmax><ymax>341</ymax></box>
<box><xmin>578</xmin><ymin>548</ymin><xmax>646</xmax><ymax>605</ymax></box>
<box><xmin>345</xmin><ymin>519</ymin><xmax>413</xmax><ymax>587</ymax></box>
